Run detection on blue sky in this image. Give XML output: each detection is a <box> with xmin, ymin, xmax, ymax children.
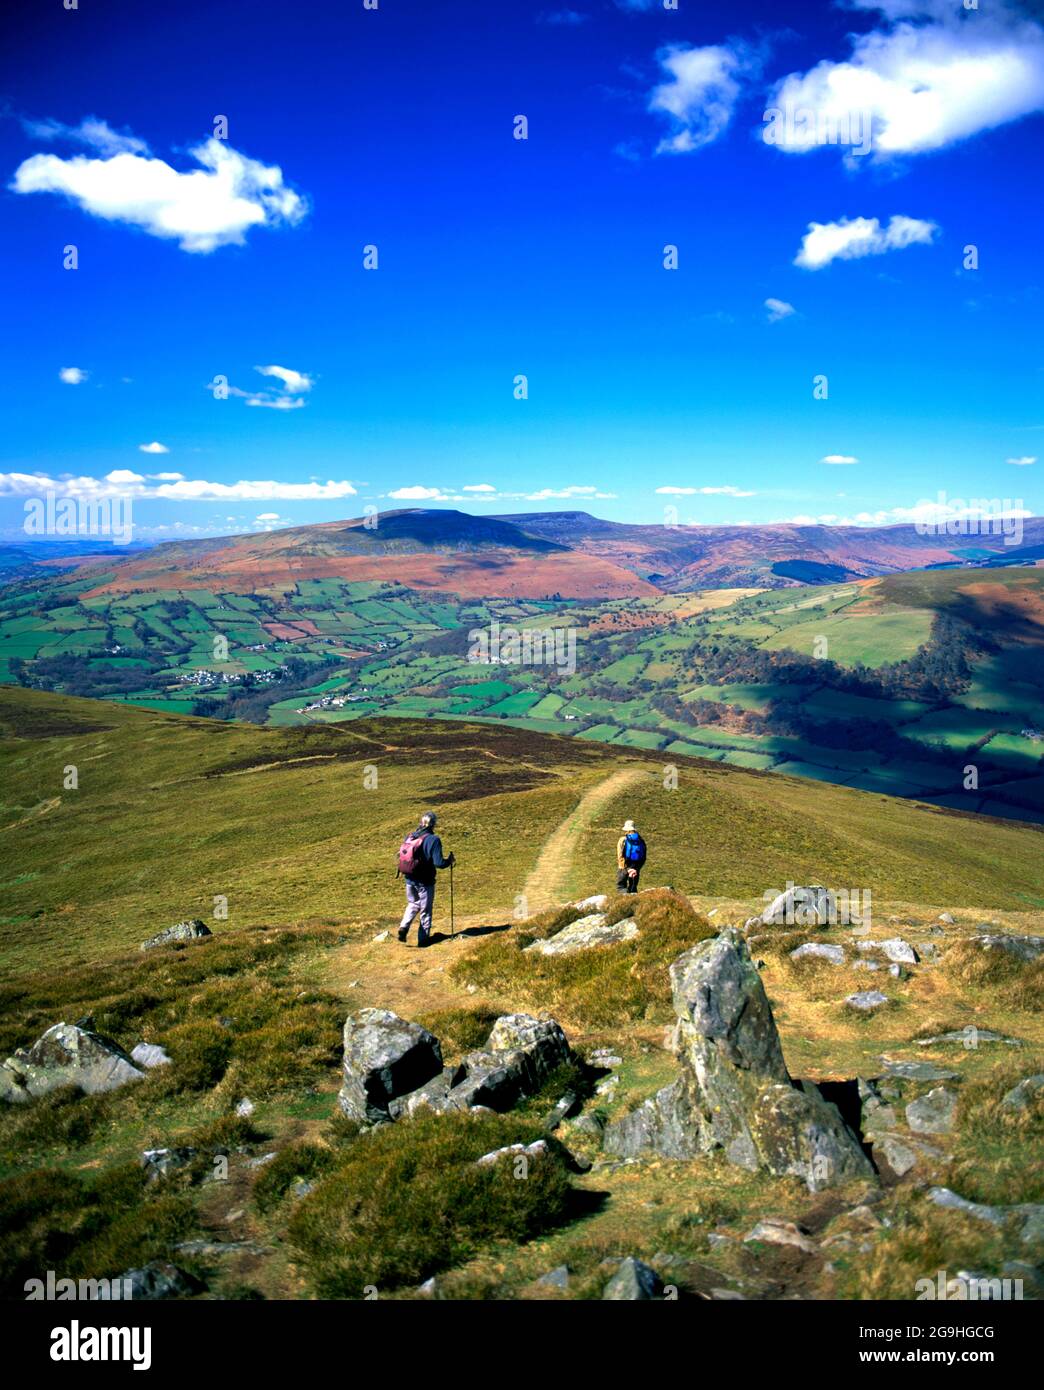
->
<box><xmin>1</xmin><ymin>0</ymin><xmax>1041</xmax><ymax>542</ymax></box>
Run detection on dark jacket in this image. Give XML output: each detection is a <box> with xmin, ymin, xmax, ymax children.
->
<box><xmin>404</xmin><ymin>828</ymin><xmax>451</xmax><ymax>885</ymax></box>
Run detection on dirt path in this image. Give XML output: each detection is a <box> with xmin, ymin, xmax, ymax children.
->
<box><xmin>522</xmin><ymin>766</ymin><xmax>649</xmax><ymax>911</ymax></box>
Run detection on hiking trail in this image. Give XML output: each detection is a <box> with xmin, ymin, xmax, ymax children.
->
<box><xmin>522</xmin><ymin>766</ymin><xmax>649</xmax><ymax>911</ymax></box>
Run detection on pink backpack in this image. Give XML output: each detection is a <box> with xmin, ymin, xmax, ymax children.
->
<box><xmin>397</xmin><ymin>832</ymin><xmax>427</xmax><ymax>877</ymax></box>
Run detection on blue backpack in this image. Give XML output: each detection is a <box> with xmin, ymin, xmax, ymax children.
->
<box><xmin>623</xmin><ymin>831</ymin><xmax>646</xmax><ymax>866</ymax></box>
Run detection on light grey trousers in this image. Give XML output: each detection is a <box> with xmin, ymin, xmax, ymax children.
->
<box><xmin>400</xmin><ymin>878</ymin><xmax>435</xmax><ymax>940</ymax></box>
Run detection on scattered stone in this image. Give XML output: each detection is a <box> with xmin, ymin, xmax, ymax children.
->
<box><xmin>707</xmin><ymin>1233</ymin><xmax>734</xmax><ymax>1249</ymax></box>
<box><xmin>290</xmin><ymin>1179</ymin><xmax>314</xmax><ymax>1200</ymax></box>
<box><xmin>846</xmin><ymin>990</ymin><xmax>889</xmax><ymax>1013</ymax></box>
<box><xmin>880</xmin><ymin>938</ymin><xmax>919</xmax><ymax>964</ymax></box>
<box><xmin>711</xmin><ymin>1288</ymin><xmax>747</xmax><ymax>1300</ymax></box>
<box><xmin>790</xmin><ymin>942</ymin><xmax>845</xmax><ymax>965</ymax></box>
<box><xmin>130</xmin><ymin>1042</ymin><xmax>171</xmax><ymax>1069</ymax></box>
<box><xmin>574</xmin><ymin>894</ymin><xmax>609</xmax><ymax>912</ymax></box>
<box><xmin>1001</xmin><ymin>1075</ymin><xmax>1044</xmax><ymax>1111</ymax></box>
<box><xmin>927</xmin><ymin>1188</ymin><xmax>1044</xmax><ymax>1245</ymax></box>
<box><xmin>140</xmin><ymin>1147</ymin><xmax>198</xmax><ymax>1181</ymax></box>
<box><xmin>245</xmin><ymin>1152</ymin><xmax>277</xmax><ymax>1169</ymax></box>
<box><xmin>235</xmin><ymin>1097</ymin><xmax>255</xmax><ymax>1118</ymax></box>
<box><xmin>524</xmin><ymin>912</ymin><xmax>638</xmax><ymax>957</ymax></box>
<box><xmin>417</xmin><ymin>1277</ymin><xmax>437</xmax><ymax>1297</ymax></box>
<box><xmin>571</xmin><ymin>1113</ymin><xmax>606</xmax><ymax>1137</ymax></box>
<box><xmin>542</xmin><ymin>1090</ymin><xmax>580</xmax><ymax>1131</ymax></box>
<box><xmin>372</xmin><ymin>931</ymin><xmax>390</xmax><ymax>943</ymax></box>
<box><xmin>0</xmin><ymin>1021</ymin><xmax>144</xmax><ymax>1104</ymax></box>
<box><xmin>939</xmin><ymin>913</ymin><xmax>955</xmax><ymax>925</ymax></box>
<box><xmin>141</xmin><ymin>919</ymin><xmax>211</xmax><ymax>951</ymax></box>
<box><xmin>915</xmin><ymin>1028</ymin><xmax>1022</xmax><ymax>1048</ymax></box>
<box><xmin>338</xmin><ymin>1008</ymin><xmax>443</xmax><ymax>1124</ymax></box>
<box><xmin>906</xmin><ymin>1087</ymin><xmax>958</xmax><ymax>1135</ymax></box>
<box><xmin>762</xmin><ymin>884</ymin><xmax>836</xmax><ymax>928</ymax></box>
<box><xmin>589</xmin><ymin>1049</ymin><xmax>623</xmax><ymax>1067</ymax></box>
<box><xmin>882</xmin><ymin>1060</ymin><xmax>960</xmax><ymax>1083</ymax></box>
<box><xmin>604</xmin><ymin>931</ymin><xmax>873</xmax><ymax>1190</ymax></box>
<box><xmin>852</xmin><ymin>960</ymin><xmax>880</xmax><ymax>972</ymax></box>
<box><xmin>744</xmin><ymin>1219</ymin><xmax>818</xmax><ymax>1255</ymax></box>
<box><xmin>878</xmin><ymin>1134</ymin><xmax>918</xmax><ymax>1177</ymax></box>
<box><xmin>888</xmin><ymin>964</ymin><xmax>908</xmax><ymax>980</ymax></box>
<box><xmin>536</xmin><ymin>1265</ymin><xmax>570</xmax><ymax>1291</ymax></box>
<box><xmin>603</xmin><ymin>1257</ymin><xmax>663</xmax><ymax>1301</ymax></box>
<box><xmin>99</xmin><ymin>1263</ymin><xmax>202</xmax><ymax>1301</ymax></box>
<box><xmin>475</xmin><ymin>1139</ymin><xmax>548</xmax><ymax>1167</ymax></box>
<box><xmin>974</xmin><ymin>933</ymin><xmax>1044</xmax><ymax>963</ymax></box>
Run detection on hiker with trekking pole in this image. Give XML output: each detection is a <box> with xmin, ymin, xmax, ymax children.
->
<box><xmin>396</xmin><ymin>811</ymin><xmax>456</xmax><ymax>948</ymax></box>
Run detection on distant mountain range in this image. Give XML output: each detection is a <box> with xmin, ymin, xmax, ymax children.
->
<box><xmin>28</xmin><ymin>508</ymin><xmax>1044</xmax><ymax>599</ymax></box>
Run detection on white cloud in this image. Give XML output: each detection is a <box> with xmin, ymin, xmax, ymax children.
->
<box><xmin>12</xmin><ymin>134</ymin><xmax>306</xmax><ymax>253</ymax></box>
<box><xmin>138</xmin><ymin>441</ymin><xmax>169</xmax><ymax>454</ymax></box>
<box><xmin>23</xmin><ymin>117</ymin><xmax>149</xmax><ymax>157</ymax></box>
<box><xmin>795</xmin><ymin>214</ymin><xmax>936</xmax><ymax>269</ymax></box>
<box><xmin>650</xmin><ymin>43</ymin><xmax>755</xmax><ymax>154</ymax></box>
<box><xmin>150</xmin><ymin>472</ymin><xmax>184</xmax><ymax>481</ymax></box>
<box><xmin>59</xmin><ymin>367</ymin><xmax>87</xmax><ymax>384</ymax></box>
<box><xmin>771</xmin><ymin>499</ymin><xmax>1031</xmax><ymax>528</ymax></box>
<box><xmin>764</xmin><ymin>2</ymin><xmax>1044</xmax><ymax>161</ymax></box>
<box><xmin>523</xmin><ymin>486</ymin><xmax>617</xmax><ymax>501</ymax></box>
<box><xmin>655</xmin><ymin>485</ymin><xmax>756</xmax><ymax>497</ymax></box>
<box><xmin>0</xmin><ymin>471</ymin><xmax>356</xmax><ymax>502</ymax></box>
<box><xmin>821</xmin><ymin>454</ymin><xmax>859</xmax><ymax>465</ymax></box>
<box><xmin>255</xmin><ymin>512</ymin><xmax>281</xmax><ymax>521</ymax></box>
<box><xmin>463</xmin><ymin>483</ymin><xmax>497</xmax><ymax>493</ymax></box>
<box><xmin>765</xmin><ymin>297</ymin><xmax>795</xmax><ymax>322</ymax></box>
<box><xmin>1007</xmin><ymin>455</ymin><xmax>1037</xmax><ymax>466</ymax></box>
<box><xmin>255</xmin><ymin>364</ymin><xmax>313</xmax><ymax>394</ymax></box>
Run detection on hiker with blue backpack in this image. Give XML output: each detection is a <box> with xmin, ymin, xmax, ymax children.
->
<box><xmin>617</xmin><ymin>818</ymin><xmax>646</xmax><ymax>894</ymax></box>
<box><xmin>397</xmin><ymin>811</ymin><xmax>455</xmax><ymax>947</ymax></box>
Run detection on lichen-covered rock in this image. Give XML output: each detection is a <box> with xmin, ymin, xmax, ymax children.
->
<box><xmin>603</xmin><ymin>1257</ymin><xmax>663</xmax><ymax>1301</ymax></box>
<box><xmin>846</xmin><ymin>990</ymin><xmax>889</xmax><ymax>1012</ymax></box>
<box><xmin>131</xmin><ymin>1042</ymin><xmax>171</xmax><ymax>1069</ymax></box>
<box><xmin>388</xmin><ymin>1013</ymin><xmax>574</xmax><ymax>1118</ymax></box>
<box><xmin>906</xmin><ymin>1086</ymin><xmax>958</xmax><ymax>1134</ymax></box>
<box><xmin>0</xmin><ymin>1022</ymin><xmax>144</xmax><ymax>1104</ymax></box>
<box><xmin>604</xmin><ymin>931</ymin><xmax>872</xmax><ymax>1190</ymax></box>
<box><xmin>974</xmin><ymin>933</ymin><xmax>1044</xmax><ymax>963</ymax></box>
<box><xmin>790</xmin><ymin>943</ymin><xmax>845</xmax><ymax>965</ymax></box>
<box><xmin>524</xmin><ymin>913</ymin><xmax>638</xmax><ymax>957</ymax></box>
<box><xmin>1001</xmin><ymin>1074</ymin><xmax>1044</xmax><ymax>1111</ymax></box>
<box><xmin>762</xmin><ymin>884</ymin><xmax>836</xmax><ymax>928</ymax></box>
<box><xmin>603</xmin><ymin>1079</ymin><xmax>699</xmax><ymax>1160</ymax></box>
<box><xmin>141</xmin><ymin>919</ymin><xmax>212</xmax><ymax>951</ymax></box>
<box><xmin>337</xmin><ymin>1008</ymin><xmax>443</xmax><ymax>1124</ymax></box>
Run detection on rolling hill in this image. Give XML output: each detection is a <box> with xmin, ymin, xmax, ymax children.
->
<box><xmin>0</xmin><ymin>686</ymin><xmax>1041</xmax><ymax>1304</ymax></box>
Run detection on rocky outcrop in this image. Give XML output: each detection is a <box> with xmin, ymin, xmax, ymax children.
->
<box><xmin>524</xmin><ymin>912</ymin><xmax>638</xmax><ymax>957</ymax></box>
<box><xmin>1001</xmin><ymin>1074</ymin><xmax>1044</xmax><ymax>1111</ymax></box>
<box><xmin>337</xmin><ymin>1009</ymin><xmax>443</xmax><ymax>1124</ymax></box>
<box><xmin>973</xmin><ymin>932</ymin><xmax>1044</xmax><ymax>963</ymax></box>
<box><xmin>790</xmin><ymin>943</ymin><xmax>845</xmax><ymax>965</ymax></box>
<box><xmin>603</xmin><ymin>931</ymin><xmax>873</xmax><ymax>1191</ymax></box>
<box><xmin>339</xmin><ymin>1009</ymin><xmax>575</xmax><ymax>1123</ymax></box>
<box><xmin>603</xmin><ymin>1257</ymin><xmax>664</xmax><ymax>1301</ymax></box>
<box><xmin>762</xmin><ymin>885</ymin><xmax>836</xmax><ymax>928</ymax></box>
<box><xmin>141</xmin><ymin>919</ymin><xmax>212</xmax><ymax>950</ymax></box>
<box><xmin>392</xmin><ymin>1013</ymin><xmax>574</xmax><ymax>1117</ymax></box>
<box><xmin>928</xmin><ymin>1188</ymin><xmax>1044</xmax><ymax>1246</ymax></box>
<box><xmin>0</xmin><ymin>1022</ymin><xmax>144</xmax><ymax>1104</ymax></box>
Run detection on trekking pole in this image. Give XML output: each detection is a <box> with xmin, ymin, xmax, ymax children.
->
<box><xmin>449</xmin><ymin>860</ymin><xmax>455</xmax><ymax>939</ymax></box>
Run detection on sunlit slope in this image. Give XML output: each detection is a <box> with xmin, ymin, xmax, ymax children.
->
<box><xmin>2</xmin><ymin>687</ymin><xmax>1042</xmax><ymax>977</ymax></box>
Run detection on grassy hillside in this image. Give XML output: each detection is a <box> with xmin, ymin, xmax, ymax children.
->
<box><xmin>0</xmin><ymin>687</ymin><xmax>1041</xmax><ymax>1302</ymax></box>
<box><xmin>2</xmin><ymin>687</ymin><xmax>1043</xmax><ymax>979</ymax></box>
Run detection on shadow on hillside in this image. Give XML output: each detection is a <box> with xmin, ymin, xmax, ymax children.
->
<box><xmin>427</xmin><ymin>922</ymin><xmax>514</xmax><ymax>944</ymax></box>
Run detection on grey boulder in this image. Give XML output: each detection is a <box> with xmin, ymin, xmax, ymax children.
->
<box><xmin>525</xmin><ymin>913</ymin><xmax>638</xmax><ymax>957</ymax></box>
<box><xmin>762</xmin><ymin>884</ymin><xmax>836</xmax><ymax>928</ymax></box>
<box><xmin>141</xmin><ymin>919</ymin><xmax>212</xmax><ymax>950</ymax></box>
<box><xmin>603</xmin><ymin>1257</ymin><xmax>663</xmax><ymax>1301</ymax></box>
<box><xmin>906</xmin><ymin>1086</ymin><xmax>958</xmax><ymax>1135</ymax></box>
<box><xmin>0</xmin><ymin>1022</ymin><xmax>144</xmax><ymax>1103</ymax></box>
<box><xmin>337</xmin><ymin>1008</ymin><xmax>443</xmax><ymax>1124</ymax></box>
